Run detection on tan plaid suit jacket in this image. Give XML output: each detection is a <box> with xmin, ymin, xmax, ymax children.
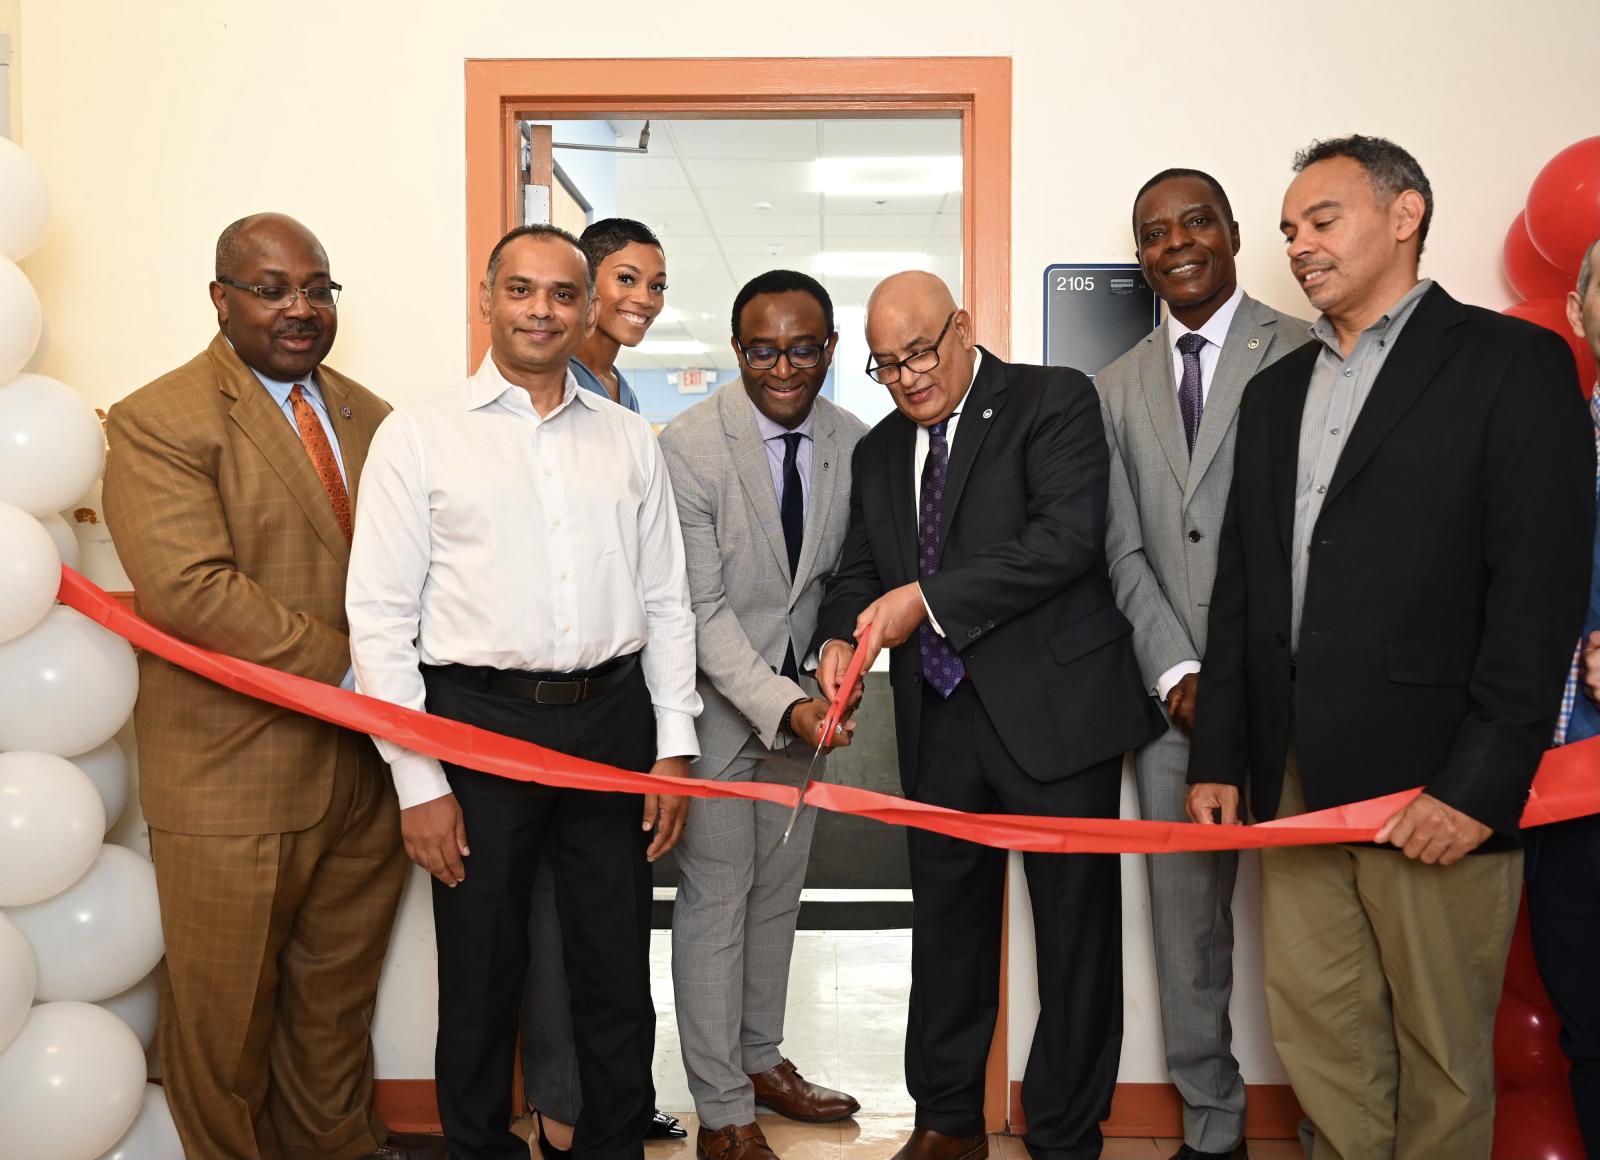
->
<box><xmin>103</xmin><ymin>332</ymin><xmax>391</xmax><ymax>836</ymax></box>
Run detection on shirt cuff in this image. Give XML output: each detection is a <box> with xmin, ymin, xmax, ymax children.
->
<box><xmin>918</xmin><ymin>583</ymin><xmax>945</xmax><ymax>637</ymax></box>
<box><xmin>339</xmin><ymin>666</ymin><xmax>356</xmax><ymax>692</ymax></box>
<box><xmin>654</xmin><ymin>708</ymin><xmax>700</xmax><ymax>762</ymax></box>
<box><xmin>1155</xmin><ymin>660</ymin><xmax>1201</xmax><ymax>702</ymax></box>
<box><xmin>388</xmin><ymin>751</ymin><xmax>452</xmax><ymax>809</ymax></box>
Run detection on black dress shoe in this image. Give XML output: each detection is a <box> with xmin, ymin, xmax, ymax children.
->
<box><xmin>1168</xmin><ymin>1143</ymin><xmax>1248</xmax><ymax>1160</ymax></box>
<box><xmin>646</xmin><ymin>1108</ymin><xmax>688</xmax><ymax>1139</ymax></box>
<box><xmin>360</xmin><ymin>1132</ymin><xmax>448</xmax><ymax>1160</ymax></box>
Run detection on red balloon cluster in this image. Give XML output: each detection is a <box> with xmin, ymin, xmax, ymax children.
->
<box><xmin>1501</xmin><ymin>137</ymin><xmax>1600</xmax><ymax>398</ymax></box>
<box><xmin>1493</xmin><ymin>893</ymin><xmax>1583</xmax><ymax>1159</ymax></box>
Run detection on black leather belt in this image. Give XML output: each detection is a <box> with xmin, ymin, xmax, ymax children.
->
<box><xmin>471</xmin><ymin>652</ymin><xmax>639</xmax><ymax>705</ymax></box>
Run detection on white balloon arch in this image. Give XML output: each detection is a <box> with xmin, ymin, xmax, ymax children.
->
<box><xmin>0</xmin><ymin>134</ymin><xmax>182</xmax><ymax>1157</ymax></box>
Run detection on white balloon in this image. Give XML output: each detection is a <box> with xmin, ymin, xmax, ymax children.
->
<box><xmin>0</xmin><ymin>1001</ymin><xmax>146</xmax><ymax>1160</ymax></box>
<box><xmin>6</xmin><ymin>845</ymin><xmax>163</xmax><ymax>1002</ymax></box>
<box><xmin>23</xmin><ymin>310</ymin><xmax>50</xmax><ymax>373</ymax></box>
<box><xmin>0</xmin><ymin>499</ymin><xmax>60</xmax><ymax>643</ymax></box>
<box><xmin>0</xmin><ymin>913</ymin><xmax>36</xmax><ymax>1054</ymax></box>
<box><xmin>0</xmin><ymin>750</ymin><xmax>105</xmax><ymax>906</ymax></box>
<box><xmin>94</xmin><ymin>1084</ymin><xmax>183</xmax><ymax>1160</ymax></box>
<box><xmin>72</xmin><ymin>738</ymin><xmax>131</xmax><ymax>832</ymax></box>
<box><xmin>0</xmin><ymin>257</ymin><xmax>43</xmax><ymax>383</ymax></box>
<box><xmin>0</xmin><ymin>605</ymin><xmax>139</xmax><ymax>755</ymax></box>
<box><xmin>0</xmin><ymin>137</ymin><xmax>50</xmax><ymax>262</ymax></box>
<box><xmin>38</xmin><ymin>509</ymin><xmax>82</xmax><ymax>571</ymax></box>
<box><xmin>0</xmin><ymin>371</ymin><xmax>106</xmax><ymax>517</ymax></box>
<box><xmin>96</xmin><ymin>967</ymin><xmax>158</xmax><ymax>1053</ymax></box>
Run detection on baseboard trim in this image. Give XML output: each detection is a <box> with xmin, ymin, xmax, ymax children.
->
<box><xmin>1008</xmin><ymin>1081</ymin><xmax>1303</xmax><ymax>1140</ymax></box>
<box><xmin>376</xmin><ymin>1079</ymin><xmax>1304</xmax><ymax>1139</ymax></box>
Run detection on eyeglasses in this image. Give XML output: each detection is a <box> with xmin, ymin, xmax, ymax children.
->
<box><xmin>217</xmin><ymin>277</ymin><xmax>342</xmax><ymax>310</ymax></box>
<box><xmin>865</xmin><ymin>311</ymin><xmax>956</xmax><ymax>385</ymax></box>
<box><xmin>738</xmin><ymin>341</ymin><xmax>826</xmax><ymax>371</ymax></box>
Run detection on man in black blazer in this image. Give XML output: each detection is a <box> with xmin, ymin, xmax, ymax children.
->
<box><xmin>814</xmin><ymin>271</ymin><xmax>1164</xmax><ymax>1160</ymax></box>
<box><xmin>1187</xmin><ymin>136</ymin><xmax>1593</xmax><ymax>1160</ymax></box>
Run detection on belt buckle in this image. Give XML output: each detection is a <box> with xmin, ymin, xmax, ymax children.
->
<box><xmin>533</xmin><ymin>677</ymin><xmax>586</xmax><ymax>705</ymax></box>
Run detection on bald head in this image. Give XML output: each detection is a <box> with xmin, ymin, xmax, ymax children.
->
<box><xmin>216</xmin><ymin>213</ymin><xmax>327</xmax><ymax>280</ymax></box>
<box><xmin>865</xmin><ymin>270</ymin><xmax>975</xmax><ymax>427</ymax></box>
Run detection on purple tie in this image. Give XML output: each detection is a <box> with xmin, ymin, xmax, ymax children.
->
<box><xmin>1176</xmin><ymin>332</ymin><xmax>1206</xmax><ymax>455</ymax></box>
<box><xmin>918</xmin><ymin>418</ymin><xmax>965</xmax><ymax>697</ymax></box>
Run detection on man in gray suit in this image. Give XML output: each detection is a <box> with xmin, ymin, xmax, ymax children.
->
<box><xmin>1097</xmin><ymin>169</ymin><xmax>1306</xmax><ymax>1160</ymax></box>
<box><xmin>658</xmin><ymin>270</ymin><xmax>867</xmax><ymax>1160</ymax></box>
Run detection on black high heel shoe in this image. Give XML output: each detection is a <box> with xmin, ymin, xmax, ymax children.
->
<box><xmin>645</xmin><ymin>1109</ymin><xmax>687</xmax><ymax>1140</ymax></box>
<box><xmin>534</xmin><ymin>1111</ymin><xmax>573</xmax><ymax>1160</ymax></box>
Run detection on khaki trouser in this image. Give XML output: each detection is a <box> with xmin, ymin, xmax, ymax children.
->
<box><xmin>1260</xmin><ymin>744</ymin><xmax>1521</xmax><ymax>1160</ymax></box>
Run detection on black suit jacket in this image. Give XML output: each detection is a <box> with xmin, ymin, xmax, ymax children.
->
<box><xmin>1188</xmin><ymin>285</ymin><xmax>1594</xmax><ymax>839</ymax></box>
<box><xmin>812</xmin><ymin>347</ymin><xmax>1164</xmax><ymax>790</ymax></box>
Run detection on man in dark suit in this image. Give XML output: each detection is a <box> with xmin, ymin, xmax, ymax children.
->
<box><xmin>1187</xmin><ymin>137</ymin><xmax>1593</xmax><ymax>1160</ymax></box>
<box><xmin>1528</xmin><ymin>235</ymin><xmax>1600</xmax><ymax>1156</ymax></box>
<box><xmin>813</xmin><ymin>271</ymin><xmax>1164</xmax><ymax>1160</ymax></box>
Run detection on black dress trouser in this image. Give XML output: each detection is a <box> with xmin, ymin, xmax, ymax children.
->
<box><xmin>907</xmin><ymin>680</ymin><xmax>1124</xmax><ymax>1160</ymax></box>
<box><xmin>1527</xmin><ymin>812</ymin><xmax>1600</xmax><ymax>1157</ymax></box>
<box><xmin>422</xmin><ymin>662</ymin><xmax>657</xmax><ymax>1160</ymax></box>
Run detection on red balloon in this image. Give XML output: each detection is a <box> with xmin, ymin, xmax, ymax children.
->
<box><xmin>1504</xmin><ymin>892</ymin><xmax>1554</xmax><ymax>1007</ymax></box>
<box><xmin>1507</xmin><ymin>212</ymin><xmax>1581</xmax><ymax>301</ymax></box>
<box><xmin>1525</xmin><ymin>137</ymin><xmax>1600</xmax><ymax>275</ymax></box>
<box><xmin>1503</xmin><ymin>297</ymin><xmax>1598</xmax><ymax>399</ymax></box>
<box><xmin>1493</xmin><ymin>1087</ymin><xmax>1585</xmax><ymax>1160</ymax></box>
<box><xmin>1496</xmin><ymin>989</ymin><xmax>1569</xmax><ymax>1091</ymax></box>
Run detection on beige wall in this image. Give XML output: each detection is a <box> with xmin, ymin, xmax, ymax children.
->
<box><xmin>13</xmin><ymin>0</ymin><xmax>1596</xmax><ymax>1087</ymax></box>
<box><xmin>18</xmin><ymin>0</ymin><xmax>1596</xmax><ymax>414</ymax></box>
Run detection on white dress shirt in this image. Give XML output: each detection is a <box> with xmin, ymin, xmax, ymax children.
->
<box><xmin>1152</xmin><ymin>288</ymin><xmax>1245</xmax><ymax>702</ymax></box>
<box><xmin>1165</xmin><ymin>284</ymin><xmax>1243</xmax><ymax>409</ymax></box>
<box><xmin>347</xmin><ymin>355</ymin><xmax>702</xmax><ymax>808</ymax></box>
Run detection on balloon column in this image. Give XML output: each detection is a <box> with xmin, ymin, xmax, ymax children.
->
<box><xmin>1491</xmin><ymin>137</ymin><xmax>1599</xmax><ymax>1160</ymax></box>
<box><xmin>1501</xmin><ymin>137</ymin><xmax>1600</xmax><ymax>396</ymax></box>
<box><xmin>0</xmin><ymin>137</ymin><xmax>182</xmax><ymax>1157</ymax></box>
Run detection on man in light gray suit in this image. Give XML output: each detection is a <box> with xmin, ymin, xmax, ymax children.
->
<box><xmin>658</xmin><ymin>270</ymin><xmax>867</xmax><ymax>1160</ymax></box>
<box><xmin>1097</xmin><ymin>169</ymin><xmax>1306</xmax><ymax>1160</ymax></box>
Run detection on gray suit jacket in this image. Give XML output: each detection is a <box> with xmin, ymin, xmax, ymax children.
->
<box><xmin>659</xmin><ymin>383</ymin><xmax>869</xmax><ymax>778</ymax></box>
<box><xmin>1098</xmin><ymin>293</ymin><xmax>1307</xmax><ymax>690</ymax></box>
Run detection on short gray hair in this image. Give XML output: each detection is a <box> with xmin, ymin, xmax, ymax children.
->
<box><xmin>1578</xmin><ymin>238</ymin><xmax>1599</xmax><ymax>298</ymax></box>
<box><xmin>1293</xmin><ymin>135</ymin><xmax>1434</xmax><ymax>254</ymax></box>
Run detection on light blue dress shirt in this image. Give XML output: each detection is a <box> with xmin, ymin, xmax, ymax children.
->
<box><xmin>749</xmin><ymin>394</ymin><xmax>814</xmax><ymax>519</ymax></box>
<box><xmin>246</xmin><ymin>366</ymin><xmax>349</xmax><ymax>486</ymax></box>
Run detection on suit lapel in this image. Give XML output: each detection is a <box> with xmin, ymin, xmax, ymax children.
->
<box><xmin>1139</xmin><ymin>326</ymin><xmax>1192</xmax><ymax>494</ymax></box>
<box><xmin>719</xmin><ymin>385</ymin><xmax>793</xmax><ymax>582</ymax></box>
<box><xmin>1323</xmin><ymin>286</ymin><xmax>1462</xmax><ymax>510</ymax></box>
<box><xmin>1183</xmin><ymin>296</ymin><xmax>1282</xmax><ymax>507</ymax></box>
<box><xmin>793</xmin><ymin>399</ymin><xmax>840</xmax><ymax>605</ymax></box>
<box><xmin>318</xmin><ymin>367</ymin><xmax>376</xmax><ymax>507</ymax></box>
<box><xmin>1268</xmin><ymin>346</ymin><xmax>1317</xmax><ymax>556</ymax></box>
<box><xmin>886</xmin><ymin>416</ymin><xmax>918</xmax><ymax>582</ymax></box>
<box><xmin>940</xmin><ymin>347</ymin><xmax>1006</xmax><ymax>549</ymax></box>
<box><xmin>210</xmin><ymin>335</ymin><xmax>353</xmax><ymax>567</ymax></box>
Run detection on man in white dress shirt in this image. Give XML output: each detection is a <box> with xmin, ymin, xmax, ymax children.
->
<box><xmin>347</xmin><ymin>223</ymin><xmax>702</xmax><ymax>1160</ymax></box>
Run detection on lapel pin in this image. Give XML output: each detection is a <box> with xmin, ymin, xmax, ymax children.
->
<box><xmin>1247</xmin><ymin>338</ymin><xmax>1261</xmax><ymax>350</ymax></box>
<box><xmin>823</xmin><ymin>461</ymin><xmax>830</xmax><ymax>469</ymax></box>
<box><xmin>982</xmin><ymin>408</ymin><xmax>994</xmax><ymax>419</ymax></box>
<box><xmin>340</xmin><ymin>404</ymin><xmax>353</xmax><ymax>419</ymax></box>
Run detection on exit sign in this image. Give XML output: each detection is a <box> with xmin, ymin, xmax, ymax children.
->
<box><xmin>678</xmin><ymin>369</ymin><xmax>711</xmax><ymax>394</ymax></box>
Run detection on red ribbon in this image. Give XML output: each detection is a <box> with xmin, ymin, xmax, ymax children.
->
<box><xmin>58</xmin><ymin>566</ymin><xmax>1599</xmax><ymax>854</ymax></box>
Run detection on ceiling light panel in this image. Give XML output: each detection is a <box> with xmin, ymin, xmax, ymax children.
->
<box><xmin>813</xmin><ymin>156</ymin><xmax>961</xmax><ymax>199</ymax></box>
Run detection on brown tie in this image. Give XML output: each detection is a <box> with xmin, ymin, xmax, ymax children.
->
<box><xmin>288</xmin><ymin>384</ymin><xmax>352</xmax><ymax>542</ymax></box>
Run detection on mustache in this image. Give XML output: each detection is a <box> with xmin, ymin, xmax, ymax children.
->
<box><xmin>275</xmin><ymin>320</ymin><xmax>321</xmax><ymax>337</ymax></box>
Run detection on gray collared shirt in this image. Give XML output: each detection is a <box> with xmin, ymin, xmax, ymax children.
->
<box><xmin>1291</xmin><ymin>278</ymin><xmax>1434</xmax><ymax>649</ymax></box>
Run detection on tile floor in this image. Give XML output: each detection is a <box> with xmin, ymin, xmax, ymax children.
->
<box><xmin>518</xmin><ymin>930</ymin><xmax>1304</xmax><ymax>1159</ymax></box>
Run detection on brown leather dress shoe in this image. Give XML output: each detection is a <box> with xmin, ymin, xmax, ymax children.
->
<box><xmin>747</xmin><ymin>1058</ymin><xmax>860</xmax><ymax>1122</ymax></box>
<box><xmin>697</xmin><ymin>1122</ymin><xmax>780</xmax><ymax>1160</ymax></box>
<box><xmin>359</xmin><ymin>1131</ymin><xmax>449</xmax><ymax>1160</ymax></box>
<box><xmin>888</xmin><ymin>1126</ymin><xmax>988</xmax><ymax>1160</ymax></box>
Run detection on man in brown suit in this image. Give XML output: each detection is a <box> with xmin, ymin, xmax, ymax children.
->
<box><xmin>102</xmin><ymin>213</ymin><xmax>442</xmax><ymax>1160</ymax></box>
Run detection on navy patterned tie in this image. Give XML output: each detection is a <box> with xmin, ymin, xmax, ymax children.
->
<box><xmin>918</xmin><ymin>418</ymin><xmax>965</xmax><ymax>697</ymax></box>
<box><xmin>1176</xmin><ymin>332</ymin><xmax>1207</xmax><ymax>456</ymax></box>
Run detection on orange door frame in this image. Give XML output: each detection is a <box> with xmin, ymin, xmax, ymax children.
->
<box><xmin>458</xmin><ymin>55</ymin><xmax>1013</xmax><ymax>1133</ymax></box>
